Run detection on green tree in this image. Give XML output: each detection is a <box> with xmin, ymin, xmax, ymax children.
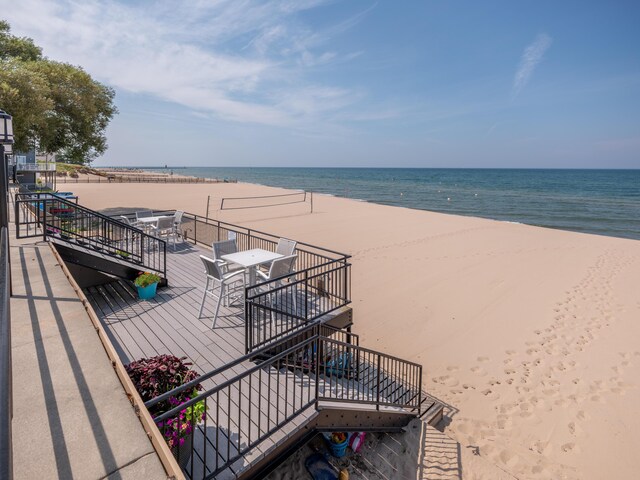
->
<box><xmin>0</xmin><ymin>59</ymin><xmax>51</xmax><ymax>152</ymax></box>
<box><xmin>0</xmin><ymin>21</ymin><xmax>117</xmax><ymax>164</ymax></box>
<box><xmin>0</xmin><ymin>21</ymin><xmax>42</xmax><ymax>61</ymax></box>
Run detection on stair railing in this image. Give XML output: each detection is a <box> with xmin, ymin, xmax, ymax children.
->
<box><xmin>14</xmin><ymin>193</ymin><xmax>166</xmax><ymax>277</ymax></box>
<box><xmin>145</xmin><ymin>322</ymin><xmax>421</xmax><ymax>479</ymax></box>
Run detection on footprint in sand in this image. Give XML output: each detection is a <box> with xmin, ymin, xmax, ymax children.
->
<box><xmin>496</xmin><ymin>414</ymin><xmax>513</xmax><ymax>430</ymax></box>
<box><xmin>498</xmin><ymin>449</ymin><xmax>520</xmax><ymax>468</ymax></box>
<box><xmin>481</xmin><ymin>389</ymin><xmax>500</xmax><ymax>400</ymax></box>
<box><xmin>576</xmin><ymin>410</ymin><xmax>588</xmax><ymax>421</ymax></box>
<box><xmin>529</xmin><ymin>440</ymin><xmax>551</xmax><ymax>454</ymax></box>
<box><xmin>470</xmin><ymin>366</ymin><xmax>488</xmax><ymax>377</ymax></box>
<box><xmin>561</xmin><ymin>442</ymin><xmax>577</xmax><ymax>453</ymax></box>
<box><xmin>554</xmin><ymin>398</ymin><xmax>568</xmax><ymax>407</ymax></box>
<box><xmin>477</xmin><ymin>356</ymin><xmax>490</xmax><ymax>363</ymax></box>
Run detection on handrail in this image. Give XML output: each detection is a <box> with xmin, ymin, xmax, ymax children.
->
<box><xmin>116</xmin><ymin>210</ymin><xmax>350</xmax><ymax>261</ymax></box>
<box><xmin>114</xmin><ymin>208</ymin><xmax>352</xmax><ymax>352</ymax></box>
<box><xmin>246</xmin><ymin>260</ymin><xmax>349</xmax><ymax>298</ymax></box>
<box><xmin>245</xmin><ymin>261</ymin><xmax>351</xmax><ymax>352</ymax></box>
<box><xmin>0</xmin><ymin>227</ymin><xmax>12</xmax><ymax>480</ymax></box>
<box><xmin>14</xmin><ymin>194</ymin><xmax>167</xmax><ymax>277</ymax></box>
<box><xmin>144</xmin><ymin>322</ymin><xmax>422</xmax><ymax>479</ymax></box>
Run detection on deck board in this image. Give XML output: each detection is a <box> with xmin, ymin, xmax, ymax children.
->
<box><xmin>84</xmin><ymin>240</ymin><xmax>319</xmax><ymax>478</ymax></box>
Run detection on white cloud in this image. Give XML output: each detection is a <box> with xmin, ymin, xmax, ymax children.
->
<box><xmin>2</xmin><ymin>0</ymin><xmax>369</xmax><ymax>127</ymax></box>
<box><xmin>512</xmin><ymin>33</ymin><xmax>552</xmax><ymax>99</ymax></box>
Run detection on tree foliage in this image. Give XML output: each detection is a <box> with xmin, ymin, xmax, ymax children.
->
<box><xmin>0</xmin><ymin>21</ymin><xmax>117</xmax><ymax>164</ymax></box>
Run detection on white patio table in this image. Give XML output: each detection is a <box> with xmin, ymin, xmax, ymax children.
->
<box><xmin>137</xmin><ymin>215</ymin><xmax>172</xmax><ymax>226</ymax></box>
<box><xmin>221</xmin><ymin>248</ymin><xmax>283</xmax><ymax>285</ymax></box>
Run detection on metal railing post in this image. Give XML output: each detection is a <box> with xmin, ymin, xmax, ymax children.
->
<box><xmin>0</xmin><ymin>227</ymin><xmax>12</xmax><ymax>480</ymax></box>
<box><xmin>42</xmin><ymin>199</ymin><xmax>47</xmax><ymax>241</ymax></box>
<box><xmin>376</xmin><ymin>354</ymin><xmax>381</xmax><ymax>411</ymax></box>
<box><xmin>314</xmin><ymin>333</ymin><xmax>321</xmax><ymax>406</ymax></box>
<box><xmin>140</xmin><ymin>230</ymin><xmax>144</xmax><ymax>265</ymax></box>
<box><xmin>417</xmin><ymin>365</ymin><xmax>423</xmax><ymax>415</ymax></box>
<box><xmin>245</xmin><ymin>291</ymin><xmax>250</xmax><ymax>354</ymax></box>
<box><xmin>304</xmin><ymin>271</ymin><xmax>309</xmax><ymax>319</ymax></box>
<box><xmin>163</xmin><ymin>241</ymin><xmax>167</xmax><ymax>281</ymax></box>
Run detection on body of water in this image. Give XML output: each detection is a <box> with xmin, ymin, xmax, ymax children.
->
<box><xmin>146</xmin><ymin>167</ymin><xmax>640</xmax><ymax>240</ymax></box>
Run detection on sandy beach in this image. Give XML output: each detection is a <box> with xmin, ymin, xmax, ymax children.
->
<box><xmin>68</xmin><ymin>180</ymin><xmax>640</xmax><ymax>479</ymax></box>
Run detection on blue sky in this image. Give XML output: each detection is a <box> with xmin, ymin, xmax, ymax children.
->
<box><xmin>4</xmin><ymin>0</ymin><xmax>640</xmax><ymax>168</ymax></box>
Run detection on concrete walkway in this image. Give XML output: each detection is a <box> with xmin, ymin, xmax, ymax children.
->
<box><xmin>10</xmin><ymin>240</ymin><xmax>167</xmax><ymax>479</ymax></box>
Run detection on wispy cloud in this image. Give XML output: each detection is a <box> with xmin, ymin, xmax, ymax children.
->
<box><xmin>512</xmin><ymin>33</ymin><xmax>552</xmax><ymax>99</ymax></box>
<box><xmin>2</xmin><ymin>0</ymin><xmax>373</xmax><ymax>127</ymax></box>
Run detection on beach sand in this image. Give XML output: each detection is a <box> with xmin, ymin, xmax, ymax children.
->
<box><xmin>69</xmin><ymin>181</ymin><xmax>640</xmax><ymax>479</ymax></box>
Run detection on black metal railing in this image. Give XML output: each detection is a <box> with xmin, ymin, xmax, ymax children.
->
<box><xmin>14</xmin><ymin>193</ymin><xmax>166</xmax><ymax>277</ymax></box>
<box><xmin>177</xmin><ymin>212</ymin><xmax>351</xmax><ymax>353</ymax></box>
<box><xmin>0</xmin><ymin>227</ymin><xmax>12</xmax><ymax>480</ymax></box>
<box><xmin>245</xmin><ymin>261</ymin><xmax>351</xmax><ymax>353</ymax></box>
<box><xmin>116</xmin><ymin>210</ymin><xmax>352</xmax><ymax>352</ymax></box>
<box><xmin>144</xmin><ymin>323</ymin><xmax>421</xmax><ymax>479</ymax></box>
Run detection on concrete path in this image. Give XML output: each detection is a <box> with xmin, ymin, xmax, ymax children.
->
<box><xmin>10</xmin><ymin>240</ymin><xmax>167</xmax><ymax>480</ymax></box>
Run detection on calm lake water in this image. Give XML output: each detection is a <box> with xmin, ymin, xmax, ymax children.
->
<box><xmin>145</xmin><ymin>167</ymin><xmax>640</xmax><ymax>241</ymax></box>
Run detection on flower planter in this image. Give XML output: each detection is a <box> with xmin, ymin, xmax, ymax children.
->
<box><xmin>329</xmin><ymin>437</ymin><xmax>348</xmax><ymax>458</ymax></box>
<box><xmin>136</xmin><ymin>282</ymin><xmax>158</xmax><ymax>300</ymax></box>
<box><xmin>173</xmin><ymin>432</ymin><xmax>193</xmax><ymax>469</ymax></box>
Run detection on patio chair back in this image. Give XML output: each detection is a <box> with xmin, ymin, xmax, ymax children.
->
<box><xmin>268</xmin><ymin>254</ymin><xmax>297</xmax><ymax>280</ymax></box>
<box><xmin>173</xmin><ymin>210</ymin><xmax>184</xmax><ymax>225</ymax></box>
<box><xmin>156</xmin><ymin>216</ymin><xmax>174</xmax><ymax>231</ymax></box>
<box><xmin>212</xmin><ymin>239</ymin><xmax>237</xmax><ymax>260</ymax></box>
<box><xmin>136</xmin><ymin>210</ymin><xmax>153</xmax><ymax>219</ymax></box>
<box><xmin>200</xmin><ymin>255</ymin><xmax>224</xmax><ymax>281</ymax></box>
<box><xmin>276</xmin><ymin>238</ymin><xmax>297</xmax><ymax>256</ymax></box>
<box><xmin>119</xmin><ymin>215</ymin><xmax>132</xmax><ymax>225</ymax></box>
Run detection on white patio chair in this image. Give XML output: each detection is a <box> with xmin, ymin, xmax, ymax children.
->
<box><xmin>117</xmin><ymin>215</ymin><xmax>140</xmax><ymax>249</ymax></box>
<box><xmin>256</xmin><ymin>254</ymin><xmax>298</xmax><ymax>313</ymax></box>
<box><xmin>135</xmin><ymin>210</ymin><xmax>154</xmax><ymax>234</ymax></box>
<box><xmin>135</xmin><ymin>210</ymin><xmax>153</xmax><ymax>220</ymax></box>
<box><xmin>119</xmin><ymin>215</ymin><xmax>140</xmax><ymax>227</ymax></box>
<box><xmin>173</xmin><ymin>211</ymin><xmax>184</xmax><ymax>239</ymax></box>
<box><xmin>198</xmin><ymin>255</ymin><xmax>245</xmax><ymax>328</ymax></box>
<box><xmin>259</xmin><ymin>237</ymin><xmax>298</xmax><ymax>274</ymax></box>
<box><xmin>212</xmin><ymin>239</ymin><xmax>244</xmax><ymax>274</ymax></box>
<box><xmin>276</xmin><ymin>238</ymin><xmax>297</xmax><ymax>256</ymax></box>
<box><xmin>151</xmin><ymin>216</ymin><xmax>178</xmax><ymax>248</ymax></box>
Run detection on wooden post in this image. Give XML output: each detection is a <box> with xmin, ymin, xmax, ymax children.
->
<box><xmin>310</xmin><ymin>191</ymin><xmax>313</xmax><ymax>214</ymax></box>
<box><xmin>206</xmin><ymin>195</ymin><xmax>210</xmax><ymax>219</ymax></box>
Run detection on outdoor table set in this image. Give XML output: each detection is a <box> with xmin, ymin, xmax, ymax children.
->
<box><xmin>198</xmin><ymin>238</ymin><xmax>298</xmax><ymax>327</ymax></box>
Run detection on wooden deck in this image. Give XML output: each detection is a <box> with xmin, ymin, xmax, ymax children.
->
<box><xmin>82</xmin><ymin>240</ymin><xmax>431</xmax><ymax>479</ymax></box>
<box><xmin>84</xmin><ymin>241</ymin><xmax>322</xmax><ymax>479</ymax></box>
<box><xmin>85</xmin><ymin>241</ymin><xmax>250</xmax><ymax>369</ymax></box>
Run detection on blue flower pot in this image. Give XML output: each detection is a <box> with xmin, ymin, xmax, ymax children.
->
<box><xmin>136</xmin><ymin>282</ymin><xmax>158</xmax><ymax>300</ymax></box>
<box><xmin>328</xmin><ymin>437</ymin><xmax>348</xmax><ymax>458</ymax></box>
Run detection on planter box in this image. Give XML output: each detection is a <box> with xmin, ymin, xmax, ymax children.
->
<box><xmin>136</xmin><ymin>283</ymin><xmax>158</xmax><ymax>300</ymax></box>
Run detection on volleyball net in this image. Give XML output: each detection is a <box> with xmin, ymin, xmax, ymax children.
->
<box><xmin>219</xmin><ymin>191</ymin><xmax>312</xmax><ymax>211</ymax></box>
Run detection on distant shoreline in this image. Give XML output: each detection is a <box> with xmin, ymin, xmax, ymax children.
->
<box><xmin>128</xmin><ymin>166</ymin><xmax>640</xmax><ymax>241</ymax></box>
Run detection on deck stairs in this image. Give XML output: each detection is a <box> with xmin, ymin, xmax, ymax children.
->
<box><xmin>154</xmin><ymin>323</ymin><xmax>444</xmax><ymax>480</ymax></box>
<box><xmin>13</xmin><ymin>192</ymin><xmax>167</xmax><ymax>284</ymax></box>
